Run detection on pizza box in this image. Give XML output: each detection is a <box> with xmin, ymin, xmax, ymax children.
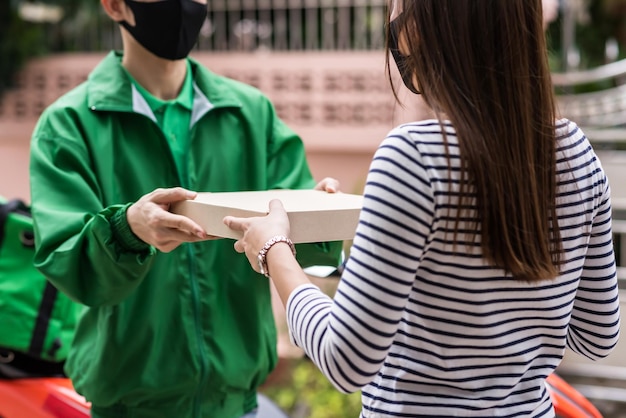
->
<box><xmin>171</xmin><ymin>189</ymin><xmax>364</xmax><ymax>243</ymax></box>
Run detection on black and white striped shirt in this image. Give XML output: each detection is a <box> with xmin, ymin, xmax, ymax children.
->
<box><xmin>287</xmin><ymin>119</ymin><xmax>620</xmax><ymax>417</ymax></box>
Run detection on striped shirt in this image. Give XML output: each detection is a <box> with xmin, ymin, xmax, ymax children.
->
<box><xmin>286</xmin><ymin>119</ymin><xmax>620</xmax><ymax>417</ymax></box>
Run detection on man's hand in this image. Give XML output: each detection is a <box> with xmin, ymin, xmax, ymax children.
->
<box><xmin>314</xmin><ymin>177</ymin><xmax>340</xmax><ymax>193</ymax></box>
<box><xmin>127</xmin><ymin>187</ymin><xmax>209</xmax><ymax>253</ymax></box>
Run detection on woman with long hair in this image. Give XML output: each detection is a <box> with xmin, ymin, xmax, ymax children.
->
<box><xmin>224</xmin><ymin>1</ymin><xmax>620</xmax><ymax>416</ymax></box>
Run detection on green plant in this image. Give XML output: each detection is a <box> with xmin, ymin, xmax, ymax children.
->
<box><xmin>546</xmin><ymin>0</ymin><xmax>626</xmax><ymax>73</ymax></box>
<box><xmin>0</xmin><ymin>0</ymin><xmax>101</xmax><ymax>97</ymax></box>
<box><xmin>262</xmin><ymin>357</ymin><xmax>363</xmax><ymax>418</ymax></box>
<box><xmin>0</xmin><ymin>4</ymin><xmax>46</xmax><ymax>96</ymax></box>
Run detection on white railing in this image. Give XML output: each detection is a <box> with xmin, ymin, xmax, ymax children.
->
<box><xmin>553</xmin><ymin>58</ymin><xmax>626</xmax><ymax>145</ymax></box>
<box><xmin>203</xmin><ymin>0</ymin><xmax>387</xmax><ymax>51</ymax></box>
<box><xmin>51</xmin><ymin>0</ymin><xmax>389</xmax><ymax>52</ymax></box>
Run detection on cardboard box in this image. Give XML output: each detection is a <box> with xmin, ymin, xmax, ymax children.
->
<box><xmin>171</xmin><ymin>190</ymin><xmax>363</xmax><ymax>243</ymax></box>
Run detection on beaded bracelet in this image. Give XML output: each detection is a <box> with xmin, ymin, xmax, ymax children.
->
<box><xmin>257</xmin><ymin>235</ymin><xmax>296</xmax><ymax>278</ymax></box>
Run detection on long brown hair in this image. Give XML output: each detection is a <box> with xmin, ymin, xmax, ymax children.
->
<box><xmin>386</xmin><ymin>0</ymin><xmax>562</xmax><ymax>282</ymax></box>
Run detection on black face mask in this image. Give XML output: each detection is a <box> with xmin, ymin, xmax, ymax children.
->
<box><xmin>120</xmin><ymin>0</ymin><xmax>207</xmax><ymax>61</ymax></box>
<box><xmin>389</xmin><ymin>17</ymin><xmax>420</xmax><ymax>95</ymax></box>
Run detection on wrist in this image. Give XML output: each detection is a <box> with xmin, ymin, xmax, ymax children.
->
<box><xmin>111</xmin><ymin>203</ymin><xmax>150</xmax><ymax>252</ymax></box>
<box><xmin>257</xmin><ymin>235</ymin><xmax>296</xmax><ymax>278</ymax></box>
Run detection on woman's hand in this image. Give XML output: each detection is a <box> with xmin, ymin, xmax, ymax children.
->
<box><xmin>223</xmin><ymin>199</ymin><xmax>292</xmax><ymax>273</ymax></box>
<box><xmin>225</xmin><ymin>199</ymin><xmax>311</xmax><ymax>305</ymax></box>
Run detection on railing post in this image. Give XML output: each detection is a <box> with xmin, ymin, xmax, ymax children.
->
<box><xmin>304</xmin><ymin>0</ymin><xmax>320</xmax><ymax>50</ymax></box>
<box><xmin>320</xmin><ymin>0</ymin><xmax>336</xmax><ymax>50</ymax></box>
<box><xmin>561</xmin><ymin>0</ymin><xmax>579</xmax><ymax>73</ymax></box>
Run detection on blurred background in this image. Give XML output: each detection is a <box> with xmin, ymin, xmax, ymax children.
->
<box><xmin>0</xmin><ymin>0</ymin><xmax>625</xmax><ymax>417</ymax></box>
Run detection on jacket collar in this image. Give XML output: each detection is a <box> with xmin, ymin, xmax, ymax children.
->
<box><xmin>87</xmin><ymin>51</ymin><xmax>242</xmax><ymax>119</ymax></box>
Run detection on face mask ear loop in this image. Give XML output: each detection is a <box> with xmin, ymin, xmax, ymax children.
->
<box><xmin>116</xmin><ymin>0</ymin><xmax>137</xmax><ymax>28</ymax></box>
<box><xmin>389</xmin><ymin>17</ymin><xmax>421</xmax><ymax>95</ymax></box>
<box><xmin>390</xmin><ymin>0</ymin><xmax>403</xmax><ymax>21</ymax></box>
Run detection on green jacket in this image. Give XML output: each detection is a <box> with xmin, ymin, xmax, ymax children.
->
<box><xmin>30</xmin><ymin>51</ymin><xmax>340</xmax><ymax>418</ymax></box>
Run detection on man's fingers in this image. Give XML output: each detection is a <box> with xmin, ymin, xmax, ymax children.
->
<box><xmin>161</xmin><ymin>212</ymin><xmax>206</xmax><ymax>238</ymax></box>
<box><xmin>153</xmin><ymin>227</ymin><xmax>209</xmax><ymax>252</ymax></box>
<box><xmin>163</xmin><ymin>228</ymin><xmax>206</xmax><ymax>243</ymax></box>
<box><xmin>314</xmin><ymin>177</ymin><xmax>340</xmax><ymax>193</ymax></box>
<box><xmin>150</xmin><ymin>187</ymin><xmax>197</xmax><ymax>204</ymax></box>
<box><xmin>325</xmin><ymin>179</ymin><xmax>339</xmax><ymax>193</ymax></box>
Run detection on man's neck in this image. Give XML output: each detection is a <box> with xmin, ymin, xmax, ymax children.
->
<box><xmin>122</xmin><ymin>45</ymin><xmax>188</xmax><ymax>101</ymax></box>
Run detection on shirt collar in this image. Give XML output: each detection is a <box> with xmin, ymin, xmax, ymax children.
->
<box><xmin>87</xmin><ymin>51</ymin><xmax>242</xmax><ymax>116</ymax></box>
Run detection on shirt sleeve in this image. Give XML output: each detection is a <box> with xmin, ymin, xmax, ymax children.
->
<box><xmin>286</xmin><ymin>128</ymin><xmax>435</xmax><ymax>393</ymax></box>
<box><xmin>566</xmin><ymin>176</ymin><xmax>621</xmax><ymax>359</ymax></box>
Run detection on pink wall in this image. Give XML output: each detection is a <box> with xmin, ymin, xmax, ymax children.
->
<box><xmin>0</xmin><ymin>126</ymin><xmax>34</xmax><ymax>202</ymax></box>
<box><xmin>0</xmin><ymin>52</ymin><xmax>432</xmax><ymax>202</ymax></box>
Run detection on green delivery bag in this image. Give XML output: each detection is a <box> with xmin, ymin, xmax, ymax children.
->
<box><xmin>0</xmin><ymin>197</ymin><xmax>81</xmax><ymax>364</ymax></box>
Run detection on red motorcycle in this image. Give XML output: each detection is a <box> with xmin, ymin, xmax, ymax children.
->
<box><xmin>547</xmin><ymin>373</ymin><xmax>603</xmax><ymax>418</ymax></box>
<box><xmin>0</xmin><ymin>377</ymin><xmax>88</xmax><ymax>418</ymax></box>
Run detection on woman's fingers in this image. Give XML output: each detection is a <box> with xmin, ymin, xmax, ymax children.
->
<box><xmin>224</xmin><ymin>199</ymin><xmax>290</xmax><ymax>260</ymax></box>
<box><xmin>224</xmin><ymin>215</ymin><xmax>247</xmax><ymax>232</ymax></box>
<box><xmin>267</xmin><ymin>199</ymin><xmax>287</xmax><ymax>215</ymax></box>
<box><xmin>233</xmin><ymin>239</ymin><xmax>245</xmax><ymax>254</ymax></box>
